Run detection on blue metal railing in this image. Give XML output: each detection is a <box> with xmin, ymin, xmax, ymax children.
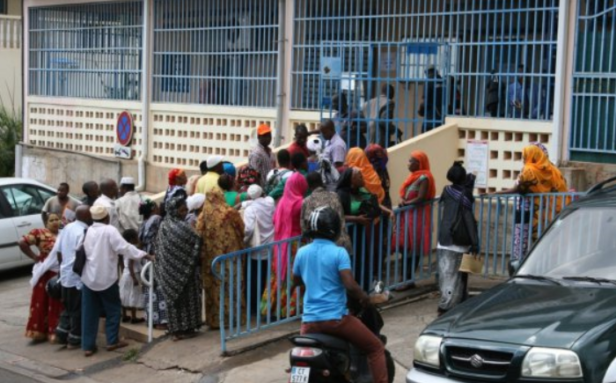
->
<box><xmin>212</xmin><ymin>191</ymin><xmax>583</xmax><ymax>352</ymax></box>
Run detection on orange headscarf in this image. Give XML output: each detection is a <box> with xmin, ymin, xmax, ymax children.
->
<box><xmin>345</xmin><ymin>148</ymin><xmax>385</xmax><ymax>203</ymax></box>
<box><xmin>520</xmin><ymin>146</ymin><xmax>567</xmax><ymax>193</ymax></box>
<box><xmin>399</xmin><ymin>151</ymin><xmax>436</xmax><ymax>199</ymax></box>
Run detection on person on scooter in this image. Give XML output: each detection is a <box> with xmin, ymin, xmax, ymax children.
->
<box><xmin>292</xmin><ymin>207</ymin><xmax>388</xmax><ymax>383</ymax></box>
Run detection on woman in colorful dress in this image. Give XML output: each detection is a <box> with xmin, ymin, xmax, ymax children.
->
<box><xmin>154</xmin><ymin>196</ymin><xmax>202</xmax><ymax>341</ymax></box>
<box><xmin>138</xmin><ymin>200</ymin><xmax>167</xmax><ymax>330</ymax></box>
<box><xmin>197</xmin><ymin>188</ymin><xmax>246</xmax><ymax>329</ymax></box>
<box><xmin>19</xmin><ymin>213</ymin><xmax>63</xmax><ymax>342</ymax></box>
<box><xmin>394</xmin><ymin>151</ymin><xmax>436</xmax><ymax>290</ymax></box>
<box><xmin>495</xmin><ymin>144</ymin><xmax>568</xmax><ymax>263</ymax></box>
<box><xmin>260</xmin><ymin>173</ymin><xmax>307</xmax><ymax>319</ymax></box>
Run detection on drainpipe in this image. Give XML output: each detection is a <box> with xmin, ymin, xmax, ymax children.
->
<box><xmin>136</xmin><ymin>0</ymin><xmax>150</xmax><ymax>192</ymax></box>
<box><xmin>273</xmin><ymin>0</ymin><xmax>286</xmax><ymax>147</ymax></box>
<box><xmin>551</xmin><ymin>1</ymin><xmax>570</xmax><ymax>166</ymax></box>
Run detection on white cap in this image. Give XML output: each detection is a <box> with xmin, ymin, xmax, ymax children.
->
<box><xmin>247</xmin><ymin>185</ymin><xmax>263</xmax><ymax>200</ymax></box>
<box><xmin>186</xmin><ymin>194</ymin><xmax>205</xmax><ymax>212</ymax></box>
<box><xmin>207</xmin><ymin>155</ymin><xmax>224</xmax><ymax>169</ymax></box>
<box><xmin>120</xmin><ymin>176</ymin><xmax>135</xmax><ymax>185</ymax></box>
<box><xmin>90</xmin><ymin>206</ymin><xmax>109</xmax><ymax>221</ymax></box>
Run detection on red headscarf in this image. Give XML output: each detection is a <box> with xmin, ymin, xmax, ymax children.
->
<box><xmin>273</xmin><ymin>172</ymin><xmax>308</xmax><ymax>281</ymax></box>
<box><xmin>399</xmin><ymin>151</ymin><xmax>436</xmax><ymax>200</ymax></box>
<box><xmin>168</xmin><ymin>168</ymin><xmax>186</xmax><ymax>186</ymax></box>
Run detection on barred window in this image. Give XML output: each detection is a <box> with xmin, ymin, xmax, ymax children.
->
<box><xmin>152</xmin><ymin>0</ymin><xmax>279</xmax><ymax>107</ymax></box>
<box><xmin>28</xmin><ymin>2</ymin><xmax>143</xmax><ymax>100</ymax></box>
<box><xmin>292</xmin><ymin>0</ymin><xmax>560</xmax><ymax>125</ymax></box>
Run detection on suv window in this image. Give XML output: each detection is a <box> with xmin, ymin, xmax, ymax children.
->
<box><xmin>518</xmin><ymin>207</ymin><xmax>616</xmax><ymax>280</ymax></box>
<box><xmin>0</xmin><ymin>185</ymin><xmax>46</xmax><ymax>217</ymax></box>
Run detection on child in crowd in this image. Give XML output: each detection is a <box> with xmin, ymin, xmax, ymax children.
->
<box><xmin>119</xmin><ymin>229</ymin><xmax>146</xmax><ymax>324</ymax></box>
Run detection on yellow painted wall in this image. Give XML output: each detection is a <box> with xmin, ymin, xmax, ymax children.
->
<box><xmin>387</xmin><ymin>122</ymin><xmax>460</xmax><ymax>204</ymax></box>
<box><xmin>0</xmin><ymin>41</ymin><xmax>21</xmax><ymax>114</ymax></box>
<box><xmin>8</xmin><ymin>0</ymin><xmax>20</xmax><ymax>15</ymax></box>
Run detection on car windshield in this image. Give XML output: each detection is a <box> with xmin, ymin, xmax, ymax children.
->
<box><xmin>518</xmin><ymin>207</ymin><xmax>616</xmax><ymax>281</ymax></box>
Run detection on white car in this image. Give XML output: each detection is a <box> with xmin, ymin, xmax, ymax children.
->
<box><xmin>0</xmin><ymin>178</ymin><xmax>79</xmax><ymax>271</ymax></box>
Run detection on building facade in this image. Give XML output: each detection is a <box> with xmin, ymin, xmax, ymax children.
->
<box><xmin>16</xmin><ymin>0</ymin><xmax>616</xmax><ymax>193</ymax></box>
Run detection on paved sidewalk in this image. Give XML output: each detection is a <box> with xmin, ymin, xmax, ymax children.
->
<box><xmin>0</xmin><ymin>267</ymin><xmax>503</xmax><ymax>383</ymax></box>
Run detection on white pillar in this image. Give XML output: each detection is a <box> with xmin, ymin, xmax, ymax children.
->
<box><xmin>551</xmin><ymin>0</ymin><xmax>573</xmax><ymax>165</ymax></box>
<box><xmin>137</xmin><ymin>0</ymin><xmax>152</xmax><ymax>191</ymax></box>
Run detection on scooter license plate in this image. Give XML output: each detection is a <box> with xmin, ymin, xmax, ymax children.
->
<box><xmin>289</xmin><ymin>367</ymin><xmax>310</xmax><ymax>383</ymax></box>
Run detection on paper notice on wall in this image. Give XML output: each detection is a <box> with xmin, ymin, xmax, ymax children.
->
<box><xmin>466</xmin><ymin>140</ymin><xmax>489</xmax><ymax>188</ymax></box>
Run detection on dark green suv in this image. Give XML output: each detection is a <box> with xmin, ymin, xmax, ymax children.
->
<box><xmin>408</xmin><ymin>180</ymin><xmax>616</xmax><ymax>383</ymax></box>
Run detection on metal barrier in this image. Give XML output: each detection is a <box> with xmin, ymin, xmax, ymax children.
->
<box><xmin>140</xmin><ymin>261</ymin><xmax>154</xmax><ymax>343</ymax></box>
<box><xmin>212</xmin><ymin>191</ymin><xmax>582</xmax><ymax>352</ymax></box>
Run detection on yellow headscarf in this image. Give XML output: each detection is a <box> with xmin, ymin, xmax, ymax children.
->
<box><xmin>520</xmin><ymin>145</ymin><xmax>567</xmax><ymax>193</ymax></box>
<box><xmin>345</xmin><ymin>148</ymin><xmax>385</xmax><ymax>203</ymax></box>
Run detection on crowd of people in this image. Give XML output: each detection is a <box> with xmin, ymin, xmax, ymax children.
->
<box><xmin>20</xmin><ymin>118</ymin><xmax>568</xmax><ymax>373</ymax></box>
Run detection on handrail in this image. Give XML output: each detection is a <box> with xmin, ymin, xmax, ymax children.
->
<box><xmin>140</xmin><ymin>261</ymin><xmax>154</xmax><ymax>343</ymax></box>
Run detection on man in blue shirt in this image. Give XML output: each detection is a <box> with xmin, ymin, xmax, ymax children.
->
<box><xmin>293</xmin><ymin>207</ymin><xmax>388</xmax><ymax>383</ymax></box>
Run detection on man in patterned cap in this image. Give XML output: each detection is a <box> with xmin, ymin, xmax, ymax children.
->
<box><xmin>248</xmin><ymin>124</ymin><xmax>276</xmax><ymax>187</ymax></box>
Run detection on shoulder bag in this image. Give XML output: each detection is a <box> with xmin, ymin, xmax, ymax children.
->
<box><xmin>72</xmin><ymin>229</ymin><xmax>88</xmax><ymax>276</ymax></box>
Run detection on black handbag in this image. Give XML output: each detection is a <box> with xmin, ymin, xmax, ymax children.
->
<box><xmin>450</xmin><ymin>196</ymin><xmax>473</xmax><ymax>247</ymax></box>
<box><xmin>46</xmin><ymin>275</ymin><xmax>62</xmax><ymax>300</ymax></box>
<box><xmin>72</xmin><ymin>229</ymin><xmax>88</xmax><ymax>276</ymax></box>
<box><xmin>359</xmin><ymin>194</ymin><xmax>381</xmax><ymax>219</ymax></box>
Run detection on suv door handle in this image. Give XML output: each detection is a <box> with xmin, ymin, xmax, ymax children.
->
<box><xmin>17</xmin><ymin>222</ymin><xmax>31</xmax><ymax>228</ymax></box>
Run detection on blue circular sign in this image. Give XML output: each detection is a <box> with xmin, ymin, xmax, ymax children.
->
<box><xmin>116</xmin><ymin>111</ymin><xmax>134</xmax><ymax>146</ymax></box>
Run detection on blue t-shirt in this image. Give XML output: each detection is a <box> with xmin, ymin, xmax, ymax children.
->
<box><xmin>293</xmin><ymin>239</ymin><xmax>351</xmax><ymax>322</ymax></box>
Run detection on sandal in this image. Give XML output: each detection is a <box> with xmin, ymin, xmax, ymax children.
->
<box><xmin>84</xmin><ymin>347</ymin><xmax>98</xmax><ymax>357</ymax></box>
<box><xmin>107</xmin><ymin>341</ymin><xmax>129</xmax><ymax>352</ymax></box>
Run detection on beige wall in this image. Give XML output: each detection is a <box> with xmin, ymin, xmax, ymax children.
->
<box><xmin>7</xmin><ymin>0</ymin><xmax>20</xmax><ymax>15</ymax></box>
<box><xmin>0</xmin><ymin>14</ymin><xmax>22</xmax><ymax>114</ymax></box>
<box><xmin>0</xmin><ymin>46</ymin><xmax>21</xmax><ymax>114</ymax></box>
<box><xmin>387</xmin><ymin>122</ymin><xmax>460</xmax><ymax>204</ymax></box>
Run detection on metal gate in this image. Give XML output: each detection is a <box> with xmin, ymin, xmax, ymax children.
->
<box><xmin>570</xmin><ymin>2</ymin><xmax>616</xmax><ymax>161</ymax></box>
<box><xmin>319</xmin><ymin>41</ymin><xmax>451</xmax><ymax>149</ymax></box>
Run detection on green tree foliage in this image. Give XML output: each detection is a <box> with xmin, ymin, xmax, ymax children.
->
<box><xmin>0</xmin><ymin>105</ymin><xmax>22</xmax><ymax>177</ymax></box>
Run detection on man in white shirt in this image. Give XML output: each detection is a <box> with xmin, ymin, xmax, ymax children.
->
<box><xmin>94</xmin><ymin>179</ymin><xmax>120</xmax><ymax>231</ymax></box>
<box><xmin>116</xmin><ymin>177</ymin><xmax>142</xmax><ymax>233</ymax></box>
<box><xmin>54</xmin><ymin>205</ymin><xmax>91</xmax><ymax>349</ymax></box>
<box><xmin>242</xmin><ymin>185</ymin><xmax>275</xmax><ymax>314</ymax></box>
<box><xmin>81</xmin><ymin>206</ymin><xmax>151</xmax><ymax>356</ymax></box>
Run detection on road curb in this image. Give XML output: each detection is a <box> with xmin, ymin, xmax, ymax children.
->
<box><xmin>0</xmin><ymin>349</ymin><xmax>101</xmax><ymax>383</ymax></box>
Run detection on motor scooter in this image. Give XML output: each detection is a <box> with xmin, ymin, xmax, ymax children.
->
<box><xmin>288</xmin><ymin>283</ymin><xmax>395</xmax><ymax>383</ymax></box>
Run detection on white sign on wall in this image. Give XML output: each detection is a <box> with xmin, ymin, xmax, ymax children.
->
<box><xmin>466</xmin><ymin>140</ymin><xmax>489</xmax><ymax>188</ymax></box>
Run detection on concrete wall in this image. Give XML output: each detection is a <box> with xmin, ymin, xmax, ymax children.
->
<box><xmin>387</xmin><ymin>122</ymin><xmax>460</xmax><ymax>204</ymax></box>
<box><xmin>20</xmin><ymin>144</ymin><xmax>138</xmax><ymax>196</ymax></box>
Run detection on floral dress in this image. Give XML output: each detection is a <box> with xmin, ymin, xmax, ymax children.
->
<box><xmin>24</xmin><ymin>228</ymin><xmax>63</xmax><ymax>341</ymax></box>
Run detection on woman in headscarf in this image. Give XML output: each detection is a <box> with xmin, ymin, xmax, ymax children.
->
<box><xmin>495</xmin><ymin>144</ymin><xmax>568</xmax><ymax>262</ymax></box>
<box><xmin>138</xmin><ymin>200</ymin><xmax>167</xmax><ymax>330</ymax></box>
<box><xmin>337</xmin><ymin>168</ymin><xmax>393</xmax><ymax>290</ymax></box>
<box><xmin>154</xmin><ymin>196</ymin><xmax>202</xmax><ymax>340</ymax></box>
<box><xmin>365</xmin><ymin>144</ymin><xmax>392</xmax><ymax>209</ymax></box>
<box><xmin>394</xmin><ymin>151</ymin><xmax>437</xmax><ymax>290</ymax></box>
<box><xmin>19</xmin><ymin>213</ymin><xmax>63</xmax><ymax>343</ymax></box>
<box><xmin>345</xmin><ymin>148</ymin><xmax>385</xmax><ymax>204</ymax></box>
<box><xmin>197</xmin><ymin>189</ymin><xmax>246</xmax><ymax>329</ymax></box>
<box><xmin>161</xmin><ymin>169</ymin><xmax>188</xmax><ymax>218</ymax></box>
<box><xmin>260</xmin><ymin>173</ymin><xmax>307</xmax><ymax>318</ymax></box>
